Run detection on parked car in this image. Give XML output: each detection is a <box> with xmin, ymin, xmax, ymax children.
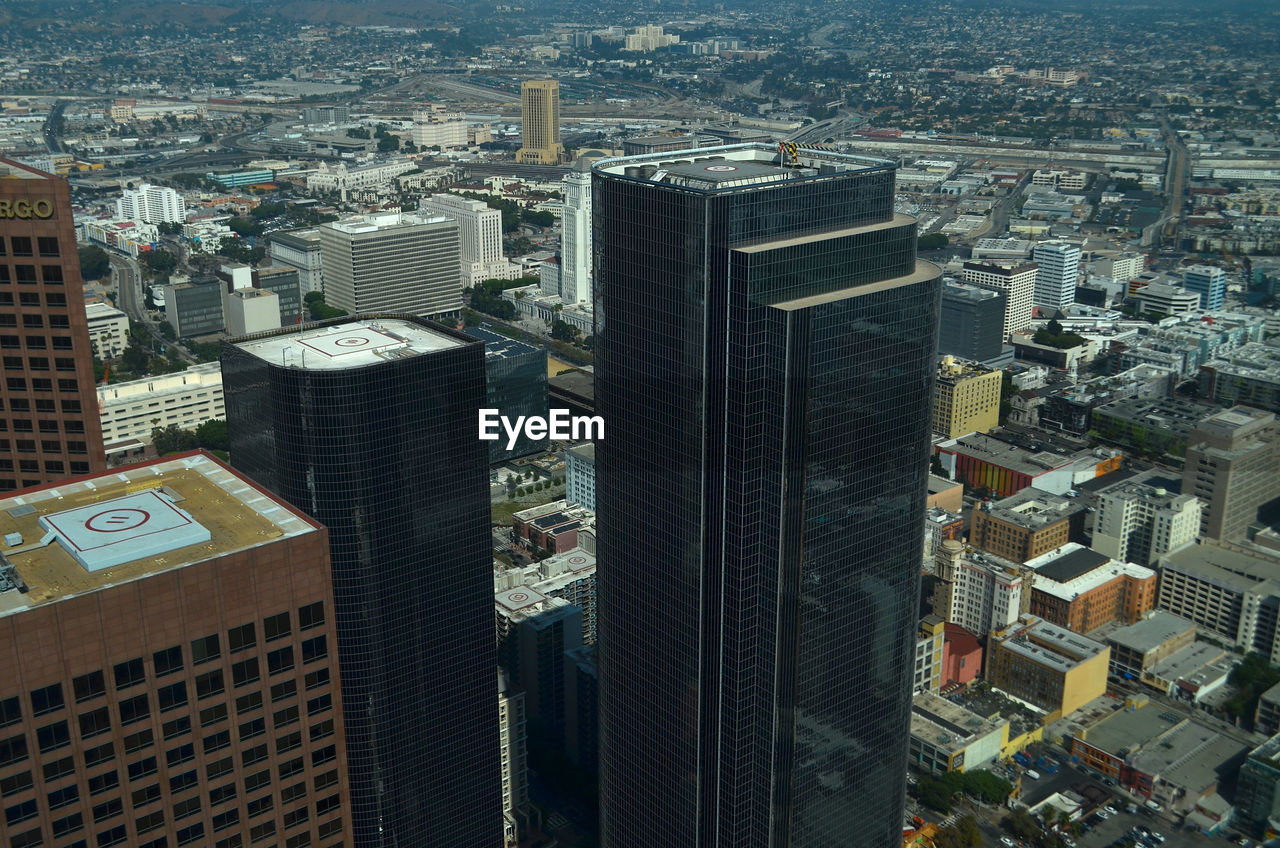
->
<box><xmin>1025</xmin><ymin>769</ymin><xmax>1040</xmax><ymax>780</ymax></box>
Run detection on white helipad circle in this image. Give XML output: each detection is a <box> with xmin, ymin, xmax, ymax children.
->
<box><xmin>507</xmin><ymin>592</ymin><xmax>531</xmax><ymax>603</ymax></box>
<box><xmin>333</xmin><ymin>336</ymin><xmax>369</xmax><ymax>347</ymax></box>
<box><xmin>705</xmin><ymin>165</ymin><xmax>737</xmax><ymax>172</ymax></box>
<box><xmin>85</xmin><ymin>508</ymin><xmax>151</xmax><ymax>533</ymax></box>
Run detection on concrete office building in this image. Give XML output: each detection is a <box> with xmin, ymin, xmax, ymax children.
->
<box><xmin>594</xmin><ymin>144</ymin><xmax>942</xmax><ymax>848</ymax></box>
<box><xmin>933</xmin><ymin>357</ymin><xmax>1002</xmax><ymax>438</ymax></box>
<box><xmin>302</xmin><ymin>105</ymin><xmax>349</xmax><ymax>125</ymax></box>
<box><xmin>1093</xmin><ymin>480</ymin><xmax>1202</xmax><ymax>566</ymax></box>
<box><xmin>1184</xmin><ymin>265</ymin><xmax>1226</xmax><ymax>312</ymax></box>
<box><xmin>0</xmin><ymin>453</ymin><xmax>352</xmax><ymax>848</ymax></box>
<box><xmin>0</xmin><ymin>158</ymin><xmax>107</xmax><ymax>490</ymax></box>
<box><xmin>932</xmin><ymin>539</ymin><xmax>1031</xmax><ymax>637</ymax></box>
<box><xmin>621</xmin><ymin>134</ymin><xmax>699</xmax><ymax>157</ymax></box>
<box><xmin>1158</xmin><ymin>543</ymin><xmax>1280</xmax><ymax>663</ymax></box>
<box><xmin>497</xmin><ymin>670</ymin><xmax>532</xmax><ymax>848</ymax></box>
<box><xmin>1131</xmin><ymin>282</ymin><xmax>1203</xmax><ymax>318</ymax></box>
<box><xmin>560</xmin><ymin>158</ymin><xmax>593</xmax><ymax>306</ymax></box>
<box><xmin>516</xmin><ymin>81</ymin><xmax>563</xmax><ymax>165</ymax></box>
<box><xmin>84</xmin><ymin>301</ymin><xmax>128</xmax><ymax>360</ymax></box>
<box><xmin>269</xmin><ymin>228</ymin><xmax>324</xmax><ymax>294</ymax></box>
<box><xmin>970</xmin><ymin>487</ymin><xmax>1086</xmax><ymax>564</ymax></box>
<box><xmin>421</xmin><ymin>194</ymin><xmax>505</xmax><ymax>287</ymax></box>
<box><xmin>223</xmin><ymin>288</ymin><xmax>281</xmax><ymax>337</ymax></box>
<box><xmin>1198</xmin><ymin>342</ymin><xmax>1280</xmax><ymax>413</ymax></box>
<box><xmin>565</xmin><ymin>443</ymin><xmax>596</xmax><ymax>511</ymax></box>
<box><xmin>115</xmin><ymin>183</ymin><xmax>186</xmax><ymax>224</ymax></box>
<box><xmin>1182</xmin><ymin>406</ymin><xmax>1280</xmax><ymax>542</ymax></box>
<box><xmin>97</xmin><ymin>362</ymin><xmax>224</xmax><ymax>445</ymax></box>
<box><xmin>1256</xmin><ymin>683</ymin><xmax>1280</xmax><ymax>738</ymax></box>
<box><xmin>1032</xmin><ymin>242</ymin><xmax>1081</xmax><ymax>313</ymax></box>
<box><xmin>961</xmin><ymin>259</ymin><xmax>1036</xmax><ymax>341</ymax></box>
<box><xmin>1090</xmin><ymin>397</ymin><xmax>1219</xmax><ymax>460</ymax></box>
<box><xmin>1106</xmin><ymin>610</ymin><xmax>1197</xmax><ymax>678</ymax></box>
<box><xmin>223</xmin><ymin>318</ymin><xmax>501</xmax><ymax>848</ymax></box>
<box><xmin>915</xmin><ymin>616</ymin><xmax>946</xmax><ymax>695</ymax></box>
<box><xmin>252</xmin><ymin>265</ymin><xmax>304</xmax><ymax>327</ymax></box>
<box><xmin>1026</xmin><ymin>544</ymin><xmax>1157</xmax><ymax>633</ymax></box>
<box><xmin>165</xmin><ymin>277</ymin><xmax>225</xmax><ymax>338</ymax></box>
<box><xmin>412</xmin><ymin>108</ymin><xmax>468</xmax><ymax>150</ymax></box>
<box><xmin>908</xmin><ymin>692</ymin><xmax>1008</xmax><ymax>774</ymax></box>
<box><xmin>318</xmin><ymin>213</ymin><xmax>462</xmax><ymax>321</ymax></box>
<box><xmin>938</xmin><ymin>280</ymin><xmax>1008</xmax><ymax>364</ymax></box>
<box><xmin>987</xmin><ymin>615</ymin><xmax>1109</xmax><ymax>716</ymax></box>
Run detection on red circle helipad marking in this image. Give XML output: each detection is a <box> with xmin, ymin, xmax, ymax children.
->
<box><xmin>333</xmin><ymin>336</ymin><xmax>369</xmax><ymax>347</ymax></box>
<box><xmin>507</xmin><ymin>592</ymin><xmax>531</xmax><ymax>603</ymax></box>
<box><xmin>705</xmin><ymin>165</ymin><xmax>737</xmax><ymax>172</ymax></box>
<box><xmin>85</xmin><ymin>508</ymin><xmax>151</xmax><ymax>533</ymax></box>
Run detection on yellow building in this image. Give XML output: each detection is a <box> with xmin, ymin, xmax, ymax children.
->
<box><xmin>909</xmin><ymin>692</ymin><xmax>1010</xmax><ymax>773</ymax></box>
<box><xmin>932</xmin><ymin>357</ymin><xmax>1002</xmax><ymax>439</ymax></box>
<box><xmin>987</xmin><ymin>615</ymin><xmax>1109</xmax><ymax>719</ymax></box>
<box><xmin>516</xmin><ymin>80</ymin><xmax>564</xmax><ymax>165</ymax></box>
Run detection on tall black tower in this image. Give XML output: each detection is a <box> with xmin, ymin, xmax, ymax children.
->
<box><xmin>222</xmin><ymin>316</ymin><xmax>501</xmax><ymax>848</ymax></box>
<box><xmin>593</xmin><ymin>145</ymin><xmax>942</xmax><ymax>848</ymax></box>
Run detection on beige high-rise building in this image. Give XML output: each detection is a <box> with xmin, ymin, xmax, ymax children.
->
<box><xmin>517</xmin><ymin>81</ymin><xmax>564</xmax><ymax>165</ymax></box>
<box><xmin>962</xmin><ymin>259</ymin><xmax>1037</xmax><ymax>342</ymax></box>
<box><xmin>1182</xmin><ymin>406</ymin><xmax>1280</xmax><ymax>541</ymax></box>
<box><xmin>932</xmin><ymin>357</ymin><xmax>1002</xmax><ymax>438</ymax></box>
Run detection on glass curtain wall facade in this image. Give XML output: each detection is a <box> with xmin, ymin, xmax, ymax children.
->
<box><xmin>593</xmin><ymin>145</ymin><xmax>942</xmax><ymax>848</ymax></box>
<box><xmin>221</xmin><ymin>316</ymin><xmax>501</xmax><ymax>848</ymax></box>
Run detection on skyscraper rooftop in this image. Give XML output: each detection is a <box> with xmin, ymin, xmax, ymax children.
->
<box><xmin>594</xmin><ymin>142</ymin><xmax>892</xmax><ymax>190</ymax></box>
<box><xmin>235</xmin><ymin>317</ymin><xmax>463</xmax><ymax>369</ymax></box>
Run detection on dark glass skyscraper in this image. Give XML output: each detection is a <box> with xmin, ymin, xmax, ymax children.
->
<box><xmin>222</xmin><ymin>316</ymin><xmax>501</xmax><ymax>848</ymax></box>
<box><xmin>593</xmin><ymin>145</ymin><xmax>942</xmax><ymax>848</ymax></box>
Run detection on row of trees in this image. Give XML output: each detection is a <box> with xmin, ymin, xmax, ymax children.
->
<box><xmin>150</xmin><ymin>420</ymin><xmax>229</xmax><ymax>457</ymax></box>
<box><xmin>913</xmin><ymin>768</ymin><xmax>1012</xmax><ymax>814</ymax></box>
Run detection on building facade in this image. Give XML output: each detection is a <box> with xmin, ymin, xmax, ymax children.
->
<box><xmin>1182</xmin><ymin>406</ymin><xmax>1280</xmax><ymax>542</ymax></box>
<box><xmin>595</xmin><ymin>144</ymin><xmax>942</xmax><ymax>848</ymax></box>
<box><xmin>516</xmin><ymin>81</ymin><xmax>563</xmax><ymax>165</ymax></box>
<box><xmin>1027</xmin><ymin>545</ymin><xmax>1158</xmax><ymax>633</ymax></box>
<box><xmin>970</xmin><ymin>487</ymin><xmax>1084</xmax><ymax>564</ymax></box>
<box><xmin>0</xmin><ymin>453</ymin><xmax>351</xmax><ymax>848</ymax></box>
<box><xmin>1183</xmin><ymin>265</ymin><xmax>1226</xmax><ymax>311</ymax></box>
<box><xmin>564</xmin><ymin>443</ymin><xmax>596</xmax><ymax>511</ymax></box>
<box><xmin>961</xmin><ymin>259</ymin><xmax>1036</xmax><ymax>341</ymax></box>
<box><xmin>318</xmin><ymin>213</ymin><xmax>462</xmax><ymax>321</ymax></box>
<box><xmin>223</xmin><ymin>317</ymin><xmax>502</xmax><ymax>848</ymax></box>
<box><xmin>1093</xmin><ymin>480</ymin><xmax>1202</xmax><ymax>566</ymax></box>
<box><xmin>115</xmin><ymin>183</ymin><xmax>186</xmax><ymax>224</ymax></box>
<box><xmin>84</xmin><ymin>301</ymin><xmax>128</xmax><ymax>360</ymax></box>
<box><xmin>97</xmin><ymin>362</ymin><xmax>224</xmax><ymax>445</ymax></box>
<box><xmin>987</xmin><ymin>615</ymin><xmax>1109</xmax><ymax>716</ymax></box>
<box><xmin>463</xmin><ymin>326</ymin><xmax>548</xmax><ymax>463</ymax></box>
<box><xmin>421</xmin><ymin>194</ymin><xmax>504</xmax><ymax>287</ymax></box>
<box><xmin>497</xmin><ymin>670</ymin><xmax>531</xmax><ymax>848</ymax></box>
<box><xmin>268</xmin><ymin>228</ymin><xmax>324</xmax><ymax>295</ymax></box>
<box><xmin>932</xmin><ymin>357</ymin><xmax>1002</xmax><ymax>438</ymax></box>
<box><xmin>1032</xmin><ymin>242</ymin><xmax>1081</xmax><ymax>313</ymax></box>
<box><xmin>560</xmin><ymin>158</ymin><xmax>593</xmax><ymax>306</ymax></box>
<box><xmin>0</xmin><ymin>158</ymin><xmax>107</xmax><ymax>490</ymax></box>
<box><xmin>939</xmin><ymin>280</ymin><xmax>1007</xmax><ymax>363</ymax></box>
<box><xmin>932</xmin><ymin>539</ymin><xmax>1031</xmax><ymax>636</ymax></box>
<box><xmin>1157</xmin><ymin>543</ymin><xmax>1280</xmax><ymax>663</ymax></box>
<box><xmin>165</xmin><ymin>277</ymin><xmax>225</xmax><ymax>338</ymax></box>
<box><xmin>254</xmin><ymin>265</ymin><xmax>303</xmax><ymax>327</ymax></box>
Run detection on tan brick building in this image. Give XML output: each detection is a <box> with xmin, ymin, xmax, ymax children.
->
<box><xmin>970</xmin><ymin>487</ymin><xmax>1086</xmax><ymax>563</ymax></box>
<box><xmin>932</xmin><ymin>357</ymin><xmax>1002</xmax><ymax>439</ymax></box>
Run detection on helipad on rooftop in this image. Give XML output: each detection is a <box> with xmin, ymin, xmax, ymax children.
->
<box><xmin>0</xmin><ymin>453</ymin><xmax>319</xmax><ymax>618</ymax></box>
<box><xmin>593</xmin><ymin>142</ymin><xmax>893</xmax><ymax>190</ymax></box>
<box><xmin>235</xmin><ymin>317</ymin><xmax>463</xmax><ymax>370</ymax></box>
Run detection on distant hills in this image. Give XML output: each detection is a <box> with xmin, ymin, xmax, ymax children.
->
<box><xmin>10</xmin><ymin>0</ymin><xmax>470</xmax><ymax>31</ymax></box>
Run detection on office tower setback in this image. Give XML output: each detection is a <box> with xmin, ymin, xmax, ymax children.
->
<box><xmin>939</xmin><ymin>280</ymin><xmax>1007</xmax><ymax>363</ymax></box>
<box><xmin>961</xmin><ymin>259</ymin><xmax>1036</xmax><ymax>341</ymax></box>
<box><xmin>516</xmin><ymin>81</ymin><xmax>564</xmax><ymax>165</ymax></box>
<box><xmin>223</xmin><ymin>317</ymin><xmax>501</xmax><ymax>848</ymax></box>
<box><xmin>319</xmin><ymin>212</ymin><xmax>462</xmax><ymax>320</ymax></box>
<box><xmin>1183</xmin><ymin>264</ymin><xmax>1226</xmax><ymax>311</ymax></box>
<box><xmin>1031</xmin><ymin>242</ymin><xmax>1081</xmax><ymax>313</ymax></box>
<box><xmin>560</xmin><ymin>158</ymin><xmax>593</xmax><ymax>306</ymax></box>
<box><xmin>269</xmin><ymin>228</ymin><xmax>325</xmax><ymax>294</ymax></box>
<box><xmin>0</xmin><ymin>452</ymin><xmax>352</xmax><ymax>848</ymax></box>
<box><xmin>594</xmin><ymin>144</ymin><xmax>942</xmax><ymax>848</ymax></box>
<box><xmin>0</xmin><ymin>158</ymin><xmax>107</xmax><ymax>491</ymax></box>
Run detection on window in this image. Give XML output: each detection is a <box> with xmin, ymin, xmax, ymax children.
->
<box><xmin>52</xmin><ymin>810</ymin><xmax>83</xmax><ymax>839</ymax></box>
<box><xmin>203</xmin><ymin>730</ymin><xmax>231</xmax><ymax>755</ymax></box>
<box><xmin>177</xmin><ymin>822</ymin><xmax>205</xmax><ymax>846</ymax></box>
<box><xmin>132</xmin><ymin>784</ymin><xmax>161</xmax><ymax>807</ymax></box>
<box><xmin>122</xmin><ymin>728</ymin><xmax>153</xmax><ymax>755</ymax></box>
<box><xmin>0</xmin><ymin>696</ymin><xmax>21</xmax><ymax>727</ymax></box>
<box><xmin>277</xmin><ymin>757</ymin><xmax>304</xmax><ymax>780</ymax></box>
<box><xmin>118</xmin><ymin>693</ymin><xmax>149</xmax><ymax>725</ymax></box>
<box><xmin>5</xmin><ymin>797</ymin><xmax>38</xmax><ymax>825</ymax></box>
<box><xmin>228</xmin><ymin>623</ymin><xmax>256</xmax><ymax>653</ymax></box>
<box><xmin>158</xmin><ymin>681</ymin><xmax>188</xmax><ymax>713</ymax></box>
<box><xmin>264</xmin><ymin>611</ymin><xmax>291</xmax><ymax>642</ymax></box>
<box><xmin>173</xmin><ymin>796</ymin><xmax>202</xmax><ymax>820</ymax></box>
<box><xmin>268</xmin><ymin>646</ymin><xmax>295</xmax><ymax>675</ymax></box>
<box><xmin>166</xmin><ymin>742</ymin><xmax>194</xmax><ymax>768</ymax></box>
<box><xmin>304</xmin><ymin>668</ymin><xmax>330</xmax><ymax>691</ymax></box>
<box><xmin>42</xmin><ymin>266</ymin><xmax>64</xmax><ymax>286</ymax></box>
<box><xmin>0</xmin><ymin>735</ymin><xmax>29</xmax><ymax>767</ymax></box>
<box><xmin>298</xmin><ymin>602</ymin><xmax>324</xmax><ymax>631</ymax></box>
<box><xmin>169</xmin><ymin>770</ymin><xmax>198</xmax><ymax>795</ymax></box>
<box><xmin>236</xmin><ymin>691</ymin><xmax>263</xmax><ymax>713</ymax></box>
<box><xmin>313</xmin><ymin>770</ymin><xmax>338</xmax><ymax>792</ymax></box>
<box><xmin>195</xmin><ymin>669</ymin><xmax>225</xmax><ymax>700</ymax></box>
<box><xmin>301</xmin><ymin>635</ymin><xmax>327</xmax><ymax>664</ymax></box>
<box><xmin>88</xmin><ymin>771</ymin><xmax>119</xmax><ymax>795</ymax></box>
<box><xmin>153</xmin><ymin>646</ymin><xmax>183</xmax><ymax>677</ymax></box>
<box><xmin>83</xmin><ymin>742</ymin><xmax>114</xmax><ymax>767</ymax></box>
<box><xmin>113</xmin><ymin>658</ymin><xmax>145</xmax><ymax>690</ymax></box>
<box><xmin>274</xmin><ymin>705</ymin><xmax>300</xmax><ymax>729</ymax></box>
<box><xmin>250</xmin><ymin>821</ymin><xmax>276</xmax><ymax>843</ymax></box>
<box><xmin>281</xmin><ymin>782</ymin><xmax>307</xmax><ymax>804</ymax></box>
<box><xmin>246</xmin><ymin>794</ymin><xmax>273</xmax><ymax>818</ymax></box>
<box><xmin>6</xmin><ymin>377</ymin><xmax>26</xmax><ymax>392</ymax></box>
<box><xmin>307</xmin><ymin>694</ymin><xmax>332</xmax><ymax>716</ymax></box>
<box><xmin>10</xmin><ymin>237</ymin><xmax>32</xmax><ymax>256</ymax></box>
<box><xmin>92</xmin><ymin>797</ymin><xmax>123</xmax><ymax>823</ymax></box>
<box><xmin>30</xmin><ymin>682</ymin><xmax>64</xmax><ymax>715</ymax></box>
<box><xmin>213</xmin><ymin>808</ymin><xmax>241</xmax><ymax>832</ymax></box>
<box><xmin>188</xmin><ymin>634</ymin><xmax>221</xmax><ymax>667</ymax></box>
<box><xmin>200</xmin><ymin>703</ymin><xmax>228</xmax><ymax>728</ymax></box>
<box><xmin>309</xmin><ymin>718</ymin><xmax>334</xmax><ymax>742</ymax></box>
<box><xmin>9</xmin><ymin>828</ymin><xmax>41</xmax><ymax>848</ymax></box>
<box><xmin>286</xmin><ymin>831</ymin><xmax>312</xmax><ymax>848</ymax></box>
<box><xmin>315</xmin><ymin>793</ymin><xmax>341</xmax><ymax>815</ymax></box>
<box><xmin>271</xmin><ymin>679</ymin><xmax>297</xmax><ymax>702</ymax></box>
<box><xmin>244</xmin><ymin>769</ymin><xmax>271</xmax><ymax>792</ymax></box>
<box><xmin>232</xmin><ymin>657</ymin><xmax>260</xmax><ymax>688</ymax></box>
<box><xmin>36</xmin><ymin>237</ymin><xmax>58</xmax><ymax>257</ymax></box>
<box><xmin>162</xmin><ymin>716</ymin><xmax>191</xmax><ymax>740</ymax></box>
<box><xmin>242</xmin><ymin>743</ymin><xmax>269</xmax><ymax>767</ymax></box>
<box><xmin>217</xmin><ymin>835</ymin><xmax>245</xmax><ymax>848</ymax></box>
<box><xmin>127</xmin><ymin>757</ymin><xmax>157</xmax><ymax>781</ymax></box>
<box><xmin>37</xmin><ymin>720</ymin><xmax>70</xmax><ymax>752</ymax></box>
<box><xmin>0</xmin><ymin>771</ymin><xmax>32</xmax><ymax>796</ymax></box>
<box><xmin>46</xmin><ymin>783</ymin><xmax>78</xmax><ymax>810</ymax></box>
<box><xmin>311</xmin><ymin>744</ymin><xmax>336</xmax><ymax>767</ymax></box>
<box><xmin>276</xmin><ymin>731</ymin><xmax>302</xmax><ymax>754</ymax></box>
<box><xmin>209</xmin><ymin>783</ymin><xmax>237</xmax><ymax>806</ymax></box>
<box><xmin>136</xmin><ymin>810</ymin><xmax>165</xmax><ymax>834</ymax></box>
<box><xmin>206</xmin><ymin>756</ymin><xmax>234</xmax><ymax>781</ymax></box>
<box><xmin>239</xmin><ymin>716</ymin><xmax>265</xmax><ymax>741</ymax></box>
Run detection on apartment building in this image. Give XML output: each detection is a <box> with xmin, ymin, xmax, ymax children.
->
<box><xmin>987</xmin><ymin>615</ymin><xmax>1109</xmax><ymax>716</ymax></box>
<box><xmin>932</xmin><ymin>357</ymin><xmax>1002</xmax><ymax>438</ymax></box>
<box><xmin>1093</xmin><ymin>480</ymin><xmax>1201</xmax><ymax>566</ymax></box>
<box><xmin>1028</xmin><ymin>544</ymin><xmax>1157</xmax><ymax>633</ymax></box>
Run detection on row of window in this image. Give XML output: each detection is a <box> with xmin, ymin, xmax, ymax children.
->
<box><xmin>0</xmin><ymin>237</ymin><xmax>60</xmax><ymax>259</ymax></box>
<box><xmin>0</xmin><ymin>265</ymin><xmax>65</xmax><ymax>288</ymax></box>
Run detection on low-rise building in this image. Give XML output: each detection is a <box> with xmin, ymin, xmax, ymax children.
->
<box><xmin>970</xmin><ymin>487</ymin><xmax>1086</xmax><ymax>563</ymax></box>
<box><xmin>164</xmin><ymin>275</ymin><xmax>225</xmax><ymax>338</ymax></box>
<box><xmin>494</xmin><ymin>546</ymin><xmax>598</xmax><ymax>645</ymax></box>
<box><xmin>935</xmin><ymin>432</ymin><xmax>1123</xmax><ymax>497</ymax></box>
<box><xmin>512</xmin><ymin>501</ymin><xmax>596</xmax><ymax>555</ymax></box>
<box><xmin>1140</xmin><ymin>641</ymin><xmax>1233</xmax><ymax>702</ymax></box>
<box><xmin>943</xmin><ymin>623</ymin><xmax>984</xmax><ymax>689</ymax></box>
<box><xmin>1257</xmin><ymin>682</ymin><xmax>1280</xmax><ymax>738</ymax></box>
<box><xmin>1130</xmin><ymin>282</ymin><xmax>1202</xmax><ymax>317</ymax></box>
<box><xmin>97</xmin><ymin>362</ymin><xmax>224</xmax><ymax>445</ymax></box>
<box><xmin>987</xmin><ymin>615</ymin><xmax>1109</xmax><ymax>717</ymax></box>
<box><xmin>908</xmin><ymin>692</ymin><xmax>1009</xmax><ymax>774</ymax></box>
<box><xmin>223</xmin><ymin>287</ymin><xmax>281</xmax><ymax>337</ymax></box>
<box><xmin>1199</xmin><ymin>342</ymin><xmax>1280</xmax><ymax>414</ymax></box>
<box><xmin>84</xmin><ymin>301</ymin><xmax>128</xmax><ymax>359</ymax></box>
<box><xmin>1106</xmin><ymin>611</ymin><xmax>1197</xmax><ymax>679</ymax></box>
<box><xmin>1028</xmin><ymin>544</ymin><xmax>1157</xmax><ymax>633</ymax></box>
<box><xmin>1090</xmin><ymin>397</ymin><xmax>1220</xmax><ymax>460</ymax></box>
<box><xmin>927</xmin><ymin>474</ymin><xmax>964</xmax><ymax>513</ymax></box>
<box><xmin>933</xmin><ymin>357</ymin><xmax>1002</xmax><ymax>438</ymax></box>
<box><xmin>1158</xmin><ymin>543</ymin><xmax>1280</xmax><ymax>663</ymax></box>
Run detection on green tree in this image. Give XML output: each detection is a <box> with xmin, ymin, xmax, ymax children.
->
<box><xmin>141</xmin><ymin>249</ymin><xmax>177</xmax><ymax>277</ymax></box>
<box><xmin>227</xmin><ymin>217</ymin><xmax>264</xmax><ymax>237</ymax></box>
<box><xmin>960</xmin><ymin>769</ymin><xmax>1012</xmax><ymax>803</ymax></box>
<box><xmin>195</xmin><ymin>419</ymin><xmax>229</xmax><ymax>452</ymax></box>
<box><xmin>157</xmin><ymin>322</ymin><xmax>176</xmax><ymax>341</ymax></box>
<box><xmin>377</xmin><ymin>134</ymin><xmax>401</xmax><ymax>152</ymax></box>
<box><xmin>151</xmin><ymin>424</ymin><xmax>198</xmax><ymax>455</ymax></box>
<box><xmin>918</xmin><ymin>233</ymin><xmax>949</xmax><ymax>249</ymax></box>
<box><xmin>551</xmin><ymin>319</ymin><xmax>578</xmax><ymax>342</ymax></box>
<box><xmin>346</xmin><ymin>127</ymin><xmax>370</xmax><ymax>139</ymax></box>
<box><xmin>934</xmin><ymin>816</ymin><xmax>983</xmax><ymax>848</ymax></box>
<box><xmin>78</xmin><ymin>245</ymin><xmax>111</xmax><ymax>279</ymax></box>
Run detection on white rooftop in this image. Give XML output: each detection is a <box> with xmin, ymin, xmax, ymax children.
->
<box><xmin>39</xmin><ymin>490</ymin><xmax>211</xmax><ymax>572</ymax></box>
<box><xmin>235</xmin><ymin>318</ymin><xmax>462</xmax><ymax>370</ymax></box>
